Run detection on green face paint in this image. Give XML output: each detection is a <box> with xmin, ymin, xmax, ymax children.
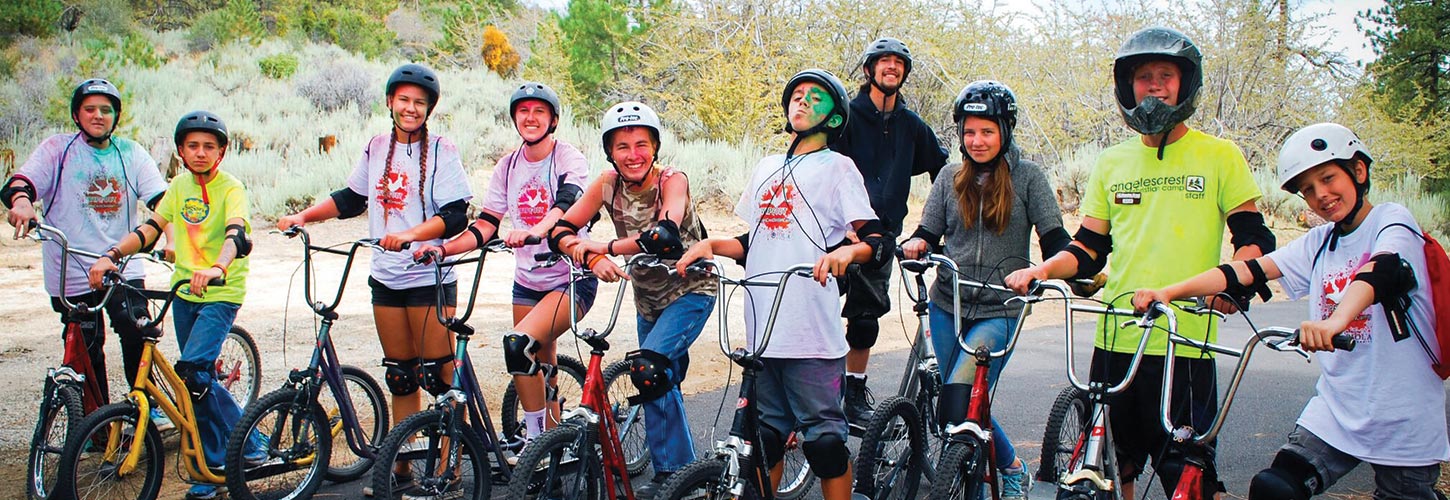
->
<box><xmin>807</xmin><ymin>86</ymin><xmax>834</xmax><ymax>121</ymax></box>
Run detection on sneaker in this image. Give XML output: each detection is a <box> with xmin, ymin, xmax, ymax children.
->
<box><xmin>243</xmin><ymin>431</ymin><xmax>270</xmax><ymax>467</ymax></box>
<box><xmin>150</xmin><ymin>409</ymin><xmax>175</xmax><ymax>432</ymax></box>
<box><xmin>185</xmin><ymin>484</ymin><xmax>221</xmax><ymax>500</ymax></box>
<box><xmin>844</xmin><ymin>375</ymin><xmax>875</xmax><ymax>430</ymax></box>
<box><xmin>362</xmin><ymin>472</ymin><xmax>415</xmax><ymax>497</ymax></box>
<box><xmin>1000</xmin><ymin>462</ymin><xmax>1032</xmax><ymax>500</ymax></box>
<box><xmin>401</xmin><ymin>479</ymin><xmax>462</xmax><ymax>500</ymax></box>
<box><xmin>635</xmin><ymin>471</ymin><xmax>673</xmax><ymax>500</ymax></box>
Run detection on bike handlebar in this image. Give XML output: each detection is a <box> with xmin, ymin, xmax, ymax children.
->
<box><xmin>31</xmin><ymin>223</ymin><xmax>170</xmax><ymax>315</ymax></box>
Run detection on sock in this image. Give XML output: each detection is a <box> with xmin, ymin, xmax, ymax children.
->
<box><xmin>524</xmin><ymin>408</ymin><xmax>547</xmax><ymax>439</ymax></box>
<box><xmin>847</xmin><ymin>372</ymin><xmax>867</xmax><ymax>380</ymax></box>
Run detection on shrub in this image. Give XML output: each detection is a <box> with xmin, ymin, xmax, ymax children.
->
<box><xmin>187</xmin><ymin>0</ymin><xmax>262</xmax><ymax>52</ymax></box>
<box><xmin>0</xmin><ymin>0</ymin><xmax>65</xmax><ymax>44</ymax></box>
<box><xmin>296</xmin><ymin>60</ymin><xmax>374</xmax><ymax>113</ymax></box>
<box><xmin>481</xmin><ymin>25</ymin><xmax>520</xmax><ymax>76</ymax></box>
<box><xmin>258</xmin><ymin>53</ymin><xmax>298</xmax><ymax>79</ymax></box>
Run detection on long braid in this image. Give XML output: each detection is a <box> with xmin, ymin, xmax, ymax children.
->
<box><xmin>417</xmin><ymin>124</ymin><xmax>429</xmax><ymax>216</ymax></box>
<box><xmin>382</xmin><ymin>134</ymin><xmax>398</xmax><ymax>225</ymax></box>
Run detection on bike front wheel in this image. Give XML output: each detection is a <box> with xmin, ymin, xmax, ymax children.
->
<box><xmin>501</xmin><ymin>354</ymin><xmax>588</xmax><ymax>443</ymax></box>
<box><xmin>318</xmin><ymin>365</ymin><xmax>389</xmax><ymax>481</ymax></box>
<box><xmin>928</xmin><ymin>438</ymin><xmax>989</xmax><ymax>500</ymax></box>
<box><xmin>55</xmin><ymin>402</ymin><xmax>165</xmax><ymax>500</ymax></box>
<box><xmin>218</xmin><ymin>325</ymin><xmax>263</xmax><ymax>408</ymax></box>
<box><xmin>1038</xmin><ymin>386</ymin><xmax>1088</xmax><ymax>484</ymax></box>
<box><xmin>224</xmin><ymin>387</ymin><xmax>331</xmax><ymax>500</ymax></box>
<box><xmin>774</xmin><ymin>430</ymin><xmax>815</xmax><ymax>500</ymax></box>
<box><xmin>657</xmin><ymin>456</ymin><xmax>763</xmax><ymax>500</ymax></box>
<box><xmin>370</xmin><ymin>408</ymin><xmax>491</xmax><ymax>500</ymax></box>
<box><xmin>27</xmin><ymin>382</ymin><xmax>84</xmax><ymax>500</ymax></box>
<box><xmin>854</xmin><ymin>395</ymin><xmax>925</xmax><ymax>500</ymax></box>
<box><xmin>506</xmin><ymin>421</ymin><xmax>604</xmax><ymax>500</ymax></box>
<box><xmin>602</xmin><ymin>359</ymin><xmax>652</xmax><ymax>476</ymax></box>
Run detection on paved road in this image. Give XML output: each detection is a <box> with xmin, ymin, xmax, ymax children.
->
<box><xmin>314</xmin><ymin>298</ymin><xmax>1446</xmax><ymax>499</ymax></box>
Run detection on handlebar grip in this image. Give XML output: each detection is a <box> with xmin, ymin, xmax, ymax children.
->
<box><xmin>208</xmin><ymin>277</ymin><xmax>226</xmax><ymax>287</ymax></box>
<box><xmin>1331</xmin><ymin>333</ymin><xmax>1356</xmax><ymax>352</ymax></box>
<box><xmin>535</xmin><ymin>252</ymin><xmax>560</xmax><ymax>262</ymax></box>
<box><xmin>524</xmin><ymin>235</ymin><xmax>542</xmax><ymax>245</ymax></box>
<box><xmin>1069</xmin><ymin>273</ymin><xmax>1106</xmax><ymax>298</ymax></box>
<box><xmin>281</xmin><ymin>226</ymin><xmax>301</xmax><ymax>237</ymax></box>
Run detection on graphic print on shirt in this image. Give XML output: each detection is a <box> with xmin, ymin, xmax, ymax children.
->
<box><xmin>758</xmin><ymin>180</ymin><xmax>796</xmax><ymax>237</ymax></box>
<box><xmin>1319</xmin><ymin>254</ymin><xmax>1372</xmax><ymax>343</ymax></box>
<box><xmin>81</xmin><ymin>171</ymin><xmax>125</xmax><ymax>219</ymax></box>
<box><xmin>376</xmin><ymin>170</ymin><xmax>410</xmax><ymax>215</ymax></box>
<box><xmin>516</xmin><ymin>176</ymin><xmax>552</xmax><ymax>226</ymax></box>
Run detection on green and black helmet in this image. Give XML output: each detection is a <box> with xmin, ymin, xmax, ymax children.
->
<box><xmin>1112</xmin><ymin>26</ymin><xmax>1203</xmax><ymax>136</ymax></box>
<box><xmin>781</xmin><ymin>68</ymin><xmax>851</xmax><ymax>143</ymax></box>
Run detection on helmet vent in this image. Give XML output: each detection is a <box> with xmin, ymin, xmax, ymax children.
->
<box><xmin>1310</xmin><ymin>139</ymin><xmax>1327</xmax><ymax>151</ymax></box>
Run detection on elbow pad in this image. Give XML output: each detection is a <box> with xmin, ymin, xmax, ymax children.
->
<box><xmin>477</xmin><ymin>211</ymin><xmax>501</xmax><ymax>229</ymax></box>
<box><xmin>436</xmin><ymin>199</ymin><xmax>470</xmax><ymax>238</ymax></box>
<box><xmin>1</xmin><ymin>176</ymin><xmax>36</xmax><ymax>210</ymax></box>
<box><xmin>225</xmin><ymin>223</ymin><xmax>252</xmax><ymax>257</ymax></box>
<box><xmin>734</xmin><ymin>232</ymin><xmax>750</xmax><ymax>265</ymax></box>
<box><xmin>908</xmin><ymin>226</ymin><xmax>942</xmax><ymax>254</ymax></box>
<box><xmin>1066</xmin><ymin>227</ymin><xmax>1111</xmax><ymax>280</ymax></box>
<box><xmin>330</xmin><ymin>188</ymin><xmax>368</xmax><ymax>219</ymax></box>
<box><xmin>1353</xmin><ymin>253</ymin><xmax>1417</xmax><ymax>305</ymax></box>
<box><xmin>1040</xmin><ymin>227</ymin><xmax>1072</xmax><ymax>261</ymax></box>
<box><xmin>1228</xmin><ymin>211</ymin><xmax>1276</xmax><ymax>254</ymax></box>
<box><xmin>145</xmin><ymin>193</ymin><xmax>164</xmax><ymax>211</ymax></box>
<box><xmin>133</xmin><ymin>219</ymin><xmax>164</xmax><ymax>253</ymax></box>
<box><xmin>552</xmin><ymin>180</ymin><xmax>582</xmax><ymax>213</ymax></box>
<box><xmin>862</xmin><ymin>234</ymin><xmax>895</xmax><ymax>270</ymax></box>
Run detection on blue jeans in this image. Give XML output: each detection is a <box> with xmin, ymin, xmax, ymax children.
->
<box><xmin>929</xmin><ymin>303</ymin><xmax>1019</xmax><ymax>468</ymax></box>
<box><xmin>636</xmin><ymin>292</ymin><xmax>715</xmax><ymax>473</ymax></box>
<box><xmin>171</xmin><ymin>299</ymin><xmax>245</xmax><ymax>467</ymax></box>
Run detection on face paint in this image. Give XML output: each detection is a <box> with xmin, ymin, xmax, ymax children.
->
<box><xmin>808</xmin><ymin>86</ymin><xmax>834</xmax><ymax>121</ymax></box>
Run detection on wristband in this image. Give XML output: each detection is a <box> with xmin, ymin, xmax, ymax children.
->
<box><xmin>211</xmin><ymin>263</ymin><xmax>228</xmax><ymax>279</ymax></box>
<box><xmin>607</xmin><ymin>239</ymin><xmax>616</xmax><ymax>256</ymax></box>
<box><xmin>587</xmin><ymin>252</ymin><xmax>606</xmax><ymax>270</ymax></box>
<box><xmin>10</xmin><ymin>193</ymin><xmax>31</xmax><ymax>205</ymax></box>
<box><xmin>103</xmin><ymin>247</ymin><xmax>122</xmax><ymax>265</ymax></box>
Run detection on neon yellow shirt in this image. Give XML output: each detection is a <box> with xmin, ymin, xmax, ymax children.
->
<box><xmin>156</xmin><ymin>171</ymin><xmax>250</xmax><ymax>304</ymax></box>
<box><xmin>1081</xmin><ymin>129</ymin><xmax>1261</xmax><ymax>357</ymax></box>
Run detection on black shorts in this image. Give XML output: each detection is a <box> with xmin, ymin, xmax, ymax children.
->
<box><xmin>1089</xmin><ymin>348</ymin><xmax>1224</xmax><ymax>494</ymax></box>
<box><xmin>839</xmin><ymin>256</ymin><xmax>893</xmax><ymax>320</ymax></box>
<box><xmin>369</xmin><ymin>277</ymin><xmax>457</xmax><ymax>308</ymax></box>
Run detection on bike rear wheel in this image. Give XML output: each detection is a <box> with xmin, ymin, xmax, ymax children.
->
<box><xmin>928</xmin><ymin>438</ymin><xmax>989</xmax><ymax>500</ymax></box>
<box><xmin>854</xmin><ymin>395</ymin><xmax>925</xmax><ymax>500</ymax></box>
<box><xmin>225</xmin><ymin>387</ymin><xmax>331</xmax><ymax>500</ymax></box>
<box><xmin>501</xmin><ymin>354</ymin><xmax>587</xmax><ymax>443</ymax></box>
<box><xmin>370</xmin><ymin>408</ymin><xmax>491</xmax><ymax>500</ymax></box>
<box><xmin>318</xmin><ymin>365</ymin><xmax>389</xmax><ymax>481</ymax></box>
<box><xmin>27</xmin><ymin>382</ymin><xmax>84</xmax><ymax>500</ymax></box>
<box><xmin>775</xmin><ymin>430</ymin><xmax>815</xmax><ymax>500</ymax></box>
<box><xmin>55</xmin><ymin>402</ymin><xmax>165</xmax><ymax>500</ymax></box>
<box><xmin>218</xmin><ymin>325</ymin><xmax>263</xmax><ymax>408</ymax></box>
<box><xmin>506</xmin><ymin>421</ymin><xmax>605</xmax><ymax>500</ymax></box>
<box><xmin>656</xmin><ymin>456</ymin><xmax>763</xmax><ymax>500</ymax></box>
<box><xmin>1038</xmin><ymin>386</ymin><xmax>1087</xmax><ymax>484</ymax></box>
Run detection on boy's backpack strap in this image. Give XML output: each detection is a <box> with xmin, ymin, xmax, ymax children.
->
<box><xmin>1373</xmin><ymin>222</ymin><xmax>1450</xmax><ymax>379</ymax></box>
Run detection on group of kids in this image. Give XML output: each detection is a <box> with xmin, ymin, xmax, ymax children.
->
<box><xmin>3</xmin><ymin>23</ymin><xmax>1444</xmax><ymax>500</ymax></box>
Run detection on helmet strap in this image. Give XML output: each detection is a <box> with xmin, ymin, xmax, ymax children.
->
<box><xmin>189</xmin><ymin>151</ymin><xmax>225</xmax><ymax>205</ymax></box>
<box><xmin>1156</xmin><ymin>131</ymin><xmax>1170</xmax><ymax>161</ymax></box>
<box><xmin>1330</xmin><ymin>180</ymin><xmax>1370</xmax><ymax>249</ymax></box>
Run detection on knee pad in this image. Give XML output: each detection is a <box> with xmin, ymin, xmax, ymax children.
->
<box><xmin>937</xmin><ymin>383</ymin><xmax>971</xmax><ymax>430</ymax></box>
<box><xmin>502</xmin><ymin>332</ymin><xmax>542</xmax><ymax>375</ymax></box>
<box><xmin>759</xmin><ymin>425</ymin><xmax>786</xmax><ymax>469</ymax></box>
<box><xmin>1249</xmin><ymin>450</ymin><xmax>1319</xmax><ymax>500</ymax></box>
<box><xmin>802</xmin><ymin>434</ymin><xmax>850</xmax><ymax>479</ymax></box>
<box><xmin>383</xmin><ymin>357</ymin><xmax>421</xmax><ymax>396</ymax></box>
<box><xmin>625</xmin><ymin>349</ymin><xmax>675</xmax><ymax>405</ymax></box>
<box><xmin>173</xmin><ymin>360</ymin><xmax>213</xmax><ymax>400</ymax></box>
<box><xmin>419</xmin><ymin>355</ymin><xmax>455</xmax><ymax>396</ymax></box>
<box><xmin>846</xmin><ymin>317</ymin><xmax>879</xmax><ymax>350</ymax></box>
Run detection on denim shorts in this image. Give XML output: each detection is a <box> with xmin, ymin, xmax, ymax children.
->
<box><xmin>369</xmin><ymin>277</ymin><xmax>457</xmax><ymax>308</ymax></box>
<box><xmin>512</xmin><ymin>278</ymin><xmax>599</xmax><ymax>314</ymax></box>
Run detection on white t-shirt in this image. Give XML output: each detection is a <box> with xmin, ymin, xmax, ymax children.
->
<box><xmin>1268</xmin><ymin>203</ymin><xmax>1449</xmax><ymax>466</ymax></box>
<box><xmin>346</xmin><ymin>134</ymin><xmax>473</xmax><ymax>290</ymax></box>
<box><xmin>733</xmin><ymin>150</ymin><xmax>877</xmax><ymax>359</ymax></box>
<box><xmin>18</xmin><ymin>133</ymin><xmax>168</xmax><ymax>297</ymax></box>
<box><xmin>479</xmin><ymin>141</ymin><xmax>590</xmax><ymax>291</ymax></box>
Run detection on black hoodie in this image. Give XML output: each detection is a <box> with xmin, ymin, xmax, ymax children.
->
<box><xmin>831</xmin><ymin>90</ymin><xmax>949</xmax><ymax>235</ymax></box>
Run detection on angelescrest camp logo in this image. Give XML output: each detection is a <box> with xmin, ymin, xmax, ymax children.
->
<box><xmin>1108</xmin><ymin>175</ymin><xmax>1208</xmax><ymax>201</ymax></box>
<box><xmin>181</xmin><ymin>197</ymin><xmax>210</xmax><ymax>224</ymax></box>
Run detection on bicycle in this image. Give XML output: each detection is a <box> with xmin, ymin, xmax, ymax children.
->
<box><xmin>53</xmin><ymin>274</ymin><xmax>264</xmax><ymax>500</ymax></box>
<box><xmin>505</xmin><ymin>251</ymin><xmax>641</xmax><ymax>500</ymax></box>
<box><xmin>222</xmin><ymin>226</ymin><xmax>394</xmax><ymax>499</ymax></box>
<box><xmin>653</xmin><ymin>261</ymin><xmax>834</xmax><ymax>500</ymax></box>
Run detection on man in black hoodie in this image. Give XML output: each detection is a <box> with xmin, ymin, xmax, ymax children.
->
<box><xmin>832</xmin><ymin>37</ymin><xmax>949</xmax><ymax>427</ymax></box>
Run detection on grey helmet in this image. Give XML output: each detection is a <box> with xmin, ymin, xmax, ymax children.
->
<box><xmin>952</xmin><ymin>80</ymin><xmax>1019</xmax><ymax>160</ymax></box>
<box><xmin>780</xmin><ymin>69</ymin><xmax>851</xmax><ymax>144</ymax></box>
<box><xmin>1113</xmin><ymin>27</ymin><xmax>1203</xmax><ymax>136</ymax></box>
<box><xmin>385</xmin><ymin>63</ymin><xmax>441</xmax><ymax>114</ymax></box>
<box><xmin>70</xmin><ymin>78</ymin><xmax>122</xmax><ymax>140</ymax></box>
<box><xmin>509</xmin><ymin>82</ymin><xmax>562</xmax><ymax>138</ymax></box>
<box><xmin>174</xmin><ymin>110</ymin><xmax>229</xmax><ymax>148</ymax></box>
<box><xmin>860</xmin><ymin>37</ymin><xmax>913</xmax><ymax>89</ymax></box>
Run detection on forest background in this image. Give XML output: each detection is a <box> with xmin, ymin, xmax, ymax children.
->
<box><xmin>0</xmin><ymin>0</ymin><xmax>1446</xmax><ymax>232</ymax></box>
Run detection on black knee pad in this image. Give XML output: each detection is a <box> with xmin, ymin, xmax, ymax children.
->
<box><xmin>383</xmin><ymin>357</ymin><xmax>421</xmax><ymax>396</ymax></box>
<box><xmin>626</xmin><ymin>349</ymin><xmax>675</xmax><ymax>405</ymax></box>
<box><xmin>802</xmin><ymin>434</ymin><xmax>850</xmax><ymax>479</ymax></box>
<box><xmin>502</xmin><ymin>332</ymin><xmax>542</xmax><ymax>375</ymax></box>
<box><xmin>419</xmin><ymin>355</ymin><xmax>455</xmax><ymax>396</ymax></box>
<box><xmin>846</xmin><ymin>317</ymin><xmax>879</xmax><ymax>350</ymax></box>
<box><xmin>759</xmin><ymin>425</ymin><xmax>786</xmax><ymax>469</ymax></box>
<box><xmin>1249</xmin><ymin>450</ymin><xmax>1319</xmax><ymax>500</ymax></box>
<box><xmin>937</xmin><ymin>383</ymin><xmax>971</xmax><ymax>430</ymax></box>
<box><xmin>173</xmin><ymin>360</ymin><xmax>213</xmax><ymax>400</ymax></box>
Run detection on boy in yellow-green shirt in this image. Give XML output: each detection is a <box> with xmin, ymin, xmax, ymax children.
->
<box><xmin>88</xmin><ymin>110</ymin><xmax>262</xmax><ymax>500</ymax></box>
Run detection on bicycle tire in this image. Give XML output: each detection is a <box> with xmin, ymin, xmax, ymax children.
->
<box><xmin>224</xmin><ymin>388</ymin><xmax>331</xmax><ymax>500</ymax></box>
<box><xmin>506</xmin><ymin>421</ymin><xmax>605</xmax><ymax>500</ymax></box>
<box><xmin>369</xmin><ymin>408</ymin><xmax>491</xmax><ymax>500</ymax></box>
<box><xmin>602</xmin><ymin>358</ymin><xmax>652</xmax><ymax>476</ymax></box>
<box><xmin>916</xmin><ymin>382</ymin><xmax>945</xmax><ymax>484</ymax></box>
<box><xmin>656</xmin><ymin>456</ymin><xmax>762</xmax><ymax>500</ymax></box>
<box><xmin>219</xmin><ymin>325</ymin><xmax>263</xmax><ymax>409</ymax></box>
<box><xmin>501</xmin><ymin>354</ymin><xmax>587</xmax><ymax>442</ymax></box>
<box><xmin>1038</xmin><ymin>386</ymin><xmax>1087</xmax><ymax>484</ymax></box>
<box><xmin>55</xmin><ymin>402</ymin><xmax>165</xmax><ymax>500</ymax></box>
<box><xmin>27</xmin><ymin>382</ymin><xmax>84</xmax><ymax>500</ymax></box>
<box><xmin>854</xmin><ymin>395</ymin><xmax>925</xmax><ymax>500</ymax></box>
<box><xmin>928</xmin><ymin>438</ymin><xmax>989</xmax><ymax>500</ymax></box>
<box><xmin>775</xmin><ymin>430</ymin><xmax>815</xmax><ymax>500</ymax></box>
<box><xmin>319</xmin><ymin>365</ymin><xmax>389</xmax><ymax>481</ymax></box>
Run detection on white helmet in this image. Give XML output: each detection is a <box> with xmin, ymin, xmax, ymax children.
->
<box><xmin>1276</xmin><ymin>123</ymin><xmax>1373</xmax><ymax>194</ymax></box>
<box><xmin>600</xmin><ymin>101</ymin><xmax>662</xmax><ymax>156</ymax></box>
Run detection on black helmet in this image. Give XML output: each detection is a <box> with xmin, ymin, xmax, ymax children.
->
<box><xmin>509</xmin><ymin>81</ymin><xmax>561</xmax><ymax>137</ymax></box>
<box><xmin>861</xmin><ymin>37</ymin><xmax>913</xmax><ymax>82</ymax></box>
<box><xmin>386</xmin><ymin>63</ymin><xmax>441</xmax><ymax>113</ymax></box>
<box><xmin>1112</xmin><ymin>26</ymin><xmax>1203</xmax><ymax>136</ymax></box>
<box><xmin>174</xmin><ymin>110</ymin><xmax>229</xmax><ymax>148</ymax></box>
<box><xmin>952</xmin><ymin>80</ymin><xmax>1019</xmax><ymax>158</ymax></box>
<box><xmin>70</xmin><ymin>78</ymin><xmax>122</xmax><ymax>139</ymax></box>
<box><xmin>780</xmin><ymin>69</ymin><xmax>850</xmax><ymax>142</ymax></box>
